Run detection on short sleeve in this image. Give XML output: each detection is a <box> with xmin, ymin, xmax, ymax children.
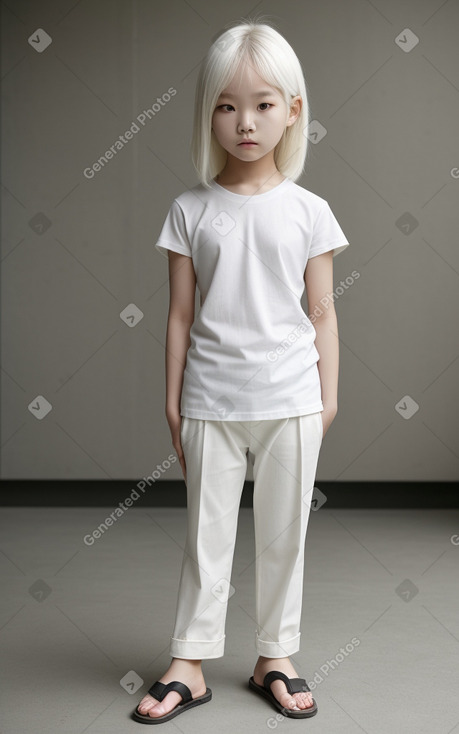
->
<box><xmin>154</xmin><ymin>200</ymin><xmax>192</xmax><ymax>259</ymax></box>
<box><xmin>309</xmin><ymin>200</ymin><xmax>350</xmax><ymax>259</ymax></box>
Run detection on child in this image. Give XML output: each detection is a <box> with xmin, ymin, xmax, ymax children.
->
<box><xmin>134</xmin><ymin>17</ymin><xmax>350</xmax><ymax>725</ymax></box>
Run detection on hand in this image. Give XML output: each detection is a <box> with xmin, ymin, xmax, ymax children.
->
<box><xmin>166</xmin><ymin>409</ymin><xmax>187</xmax><ymax>483</ymax></box>
<box><xmin>320</xmin><ymin>405</ymin><xmax>337</xmax><ymax>439</ymax></box>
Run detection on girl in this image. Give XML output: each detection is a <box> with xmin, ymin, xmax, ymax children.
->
<box><xmin>134</xmin><ymin>17</ymin><xmax>350</xmax><ymax>725</ymax></box>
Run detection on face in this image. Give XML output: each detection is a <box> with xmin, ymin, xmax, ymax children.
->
<box><xmin>211</xmin><ymin>60</ymin><xmax>301</xmax><ymax>163</ymax></box>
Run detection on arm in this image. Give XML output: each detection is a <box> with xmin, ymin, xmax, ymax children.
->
<box><xmin>165</xmin><ymin>250</ymin><xmax>196</xmax><ymax>418</ymax></box>
<box><xmin>304</xmin><ymin>250</ymin><xmax>338</xmax><ymax>436</ymax></box>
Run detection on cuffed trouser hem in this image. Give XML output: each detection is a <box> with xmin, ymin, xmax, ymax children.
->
<box><xmin>170</xmin><ymin>634</ymin><xmax>226</xmax><ymax>659</ymax></box>
<box><xmin>255</xmin><ymin>631</ymin><xmax>301</xmax><ymax>658</ymax></box>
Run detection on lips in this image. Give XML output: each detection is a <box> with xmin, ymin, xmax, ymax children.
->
<box><xmin>238</xmin><ymin>140</ymin><xmax>257</xmax><ymax>145</ymax></box>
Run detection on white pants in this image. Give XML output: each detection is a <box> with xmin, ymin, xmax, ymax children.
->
<box><xmin>169</xmin><ymin>412</ymin><xmax>323</xmax><ymax>660</ymax></box>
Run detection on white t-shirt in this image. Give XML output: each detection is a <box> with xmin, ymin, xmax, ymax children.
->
<box><xmin>155</xmin><ymin>177</ymin><xmax>350</xmax><ymax>420</ymax></box>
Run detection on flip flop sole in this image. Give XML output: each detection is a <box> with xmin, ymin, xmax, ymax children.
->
<box><xmin>248</xmin><ymin>676</ymin><xmax>317</xmax><ymax>718</ymax></box>
<box><xmin>132</xmin><ymin>687</ymin><xmax>212</xmax><ymax>724</ymax></box>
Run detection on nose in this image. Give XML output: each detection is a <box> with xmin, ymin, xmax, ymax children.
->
<box><xmin>238</xmin><ymin>116</ymin><xmax>254</xmax><ymax>132</ymax></box>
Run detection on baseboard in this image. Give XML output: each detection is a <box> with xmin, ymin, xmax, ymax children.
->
<box><xmin>0</xmin><ymin>480</ymin><xmax>458</xmax><ymax>508</ymax></box>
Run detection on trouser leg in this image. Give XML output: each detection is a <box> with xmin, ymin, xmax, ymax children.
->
<box><xmin>169</xmin><ymin>417</ymin><xmax>249</xmax><ymax>659</ymax></box>
<box><xmin>251</xmin><ymin>412</ymin><xmax>323</xmax><ymax>658</ymax></box>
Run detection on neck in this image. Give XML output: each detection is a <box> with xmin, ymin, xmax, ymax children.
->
<box><xmin>216</xmin><ymin>153</ymin><xmax>281</xmax><ymax>188</ymax></box>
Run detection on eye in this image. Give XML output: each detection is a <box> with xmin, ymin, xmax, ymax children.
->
<box><xmin>215</xmin><ymin>103</ymin><xmax>273</xmax><ymax>112</ymax></box>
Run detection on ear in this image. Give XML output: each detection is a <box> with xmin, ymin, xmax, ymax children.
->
<box><xmin>286</xmin><ymin>95</ymin><xmax>302</xmax><ymax>127</ymax></box>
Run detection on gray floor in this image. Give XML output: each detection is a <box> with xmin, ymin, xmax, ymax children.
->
<box><xmin>1</xmin><ymin>506</ymin><xmax>458</xmax><ymax>733</ymax></box>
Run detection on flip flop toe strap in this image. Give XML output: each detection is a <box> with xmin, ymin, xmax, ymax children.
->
<box><xmin>147</xmin><ymin>680</ymin><xmax>192</xmax><ymax>705</ymax></box>
<box><xmin>263</xmin><ymin>670</ymin><xmax>311</xmax><ymax>695</ymax></box>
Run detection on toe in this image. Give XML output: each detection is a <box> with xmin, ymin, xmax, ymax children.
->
<box><xmin>271</xmin><ymin>683</ymin><xmax>315</xmax><ymax>712</ymax></box>
<box><xmin>295</xmin><ymin>691</ymin><xmax>314</xmax><ymax>709</ymax></box>
<box><xmin>147</xmin><ymin>691</ymin><xmax>182</xmax><ymax>718</ymax></box>
<box><xmin>278</xmin><ymin>690</ymin><xmax>301</xmax><ymax>711</ymax></box>
<box><xmin>137</xmin><ymin>694</ymin><xmax>158</xmax><ymax>714</ymax></box>
<box><xmin>268</xmin><ymin>681</ymin><xmax>300</xmax><ymax>710</ymax></box>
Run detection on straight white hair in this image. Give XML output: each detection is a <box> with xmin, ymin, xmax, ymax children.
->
<box><xmin>191</xmin><ymin>18</ymin><xmax>310</xmax><ymax>189</ymax></box>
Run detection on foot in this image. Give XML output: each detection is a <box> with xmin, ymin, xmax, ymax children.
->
<box><xmin>136</xmin><ymin>658</ymin><xmax>206</xmax><ymax>719</ymax></box>
<box><xmin>253</xmin><ymin>656</ymin><xmax>314</xmax><ymax>711</ymax></box>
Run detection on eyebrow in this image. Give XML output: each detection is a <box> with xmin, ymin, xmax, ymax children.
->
<box><xmin>218</xmin><ymin>90</ymin><xmax>275</xmax><ymax>98</ymax></box>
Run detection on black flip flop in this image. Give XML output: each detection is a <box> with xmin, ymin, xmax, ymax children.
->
<box><xmin>132</xmin><ymin>679</ymin><xmax>212</xmax><ymax>725</ymax></box>
<box><xmin>248</xmin><ymin>670</ymin><xmax>318</xmax><ymax>718</ymax></box>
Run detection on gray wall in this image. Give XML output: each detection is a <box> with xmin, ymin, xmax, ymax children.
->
<box><xmin>1</xmin><ymin>0</ymin><xmax>458</xmax><ymax>481</ymax></box>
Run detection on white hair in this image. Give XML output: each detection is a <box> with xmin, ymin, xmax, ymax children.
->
<box><xmin>191</xmin><ymin>17</ymin><xmax>310</xmax><ymax>189</ymax></box>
